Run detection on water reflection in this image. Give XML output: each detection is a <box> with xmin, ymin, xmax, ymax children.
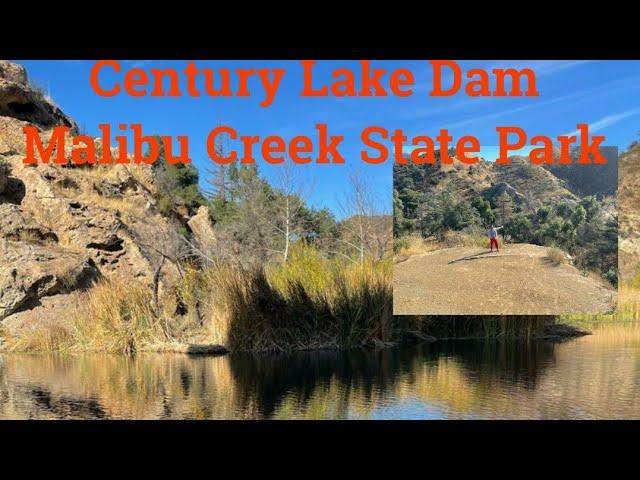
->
<box><xmin>1</xmin><ymin>322</ymin><xmax>639</xmax><ymax>419</ymax></box>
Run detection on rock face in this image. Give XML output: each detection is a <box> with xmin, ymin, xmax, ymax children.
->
<box><xmin>0</xmin><ymin>62</ymin><xmax>27</xmax><ymax>85</ymax></box>
<box><xmin>483</xmin><ymin>182</ymin><xmax>526</xmax><ymax>203</ymax></box>
<box><xmin>187</xmin><ymin>205</ymin><xmax>215</xmax><ymax>249</ymax></box>
<box><xmin>619</xmin><ymin>143</ymin><xmax>640</xmax><ymax>280</ymax></box>
<box><xmin>0</xmin><ymin>240</ymin><xmax>99</xmax><ymax>320</ymax></box>
<box><xmin>0</xmin><ymin>61</ymin><xmax>185</xmax><ymax>330</ymax></box>
<box><xmin>0</xmin><ymin>60</ymin><xmax>77</xmax><ymax>131</ymax></box>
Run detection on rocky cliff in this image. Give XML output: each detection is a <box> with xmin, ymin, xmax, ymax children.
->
<box><xmin>619</xmin><ymin>142</ymin><xmax>640</xmax><ymax>280</ymax></box>
<box><xmin>0</xmin><ymin>61</ymin><xmax>210</xmax><ymax>335</ymax></box>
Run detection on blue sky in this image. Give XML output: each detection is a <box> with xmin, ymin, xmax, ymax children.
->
<box><xmin>15</xmin><ymin>60</ymin><xmax>640</xmax><ymax>216</ymax></box>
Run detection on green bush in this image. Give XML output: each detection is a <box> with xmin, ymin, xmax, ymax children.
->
<box><xmin>393</xmin><ymin>237</ymin><xmax>410</xmax><ymax>253</ymax></box>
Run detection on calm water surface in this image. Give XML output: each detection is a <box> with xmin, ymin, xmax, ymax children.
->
<box><xmin>1</xmin><ymin>321</ymin><xmax>639</xmax><ymax>419</ymax></box>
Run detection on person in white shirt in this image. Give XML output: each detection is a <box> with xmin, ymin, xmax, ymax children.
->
<box><xmin>488</xmin><ymin>225</ymin><xmax>503</xmax><ymax>253</ymax></box>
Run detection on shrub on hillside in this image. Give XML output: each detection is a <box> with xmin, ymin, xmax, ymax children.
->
<box><xmin>546</xmin><ymin>247</ymin><xmax>566</xmax><ymax>266</ymax></box>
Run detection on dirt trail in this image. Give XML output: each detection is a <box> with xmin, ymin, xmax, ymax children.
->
<box><xmin>393</xmin><ymin>243</ymin><xmax>616</xmax><ymax>315</ymax></box>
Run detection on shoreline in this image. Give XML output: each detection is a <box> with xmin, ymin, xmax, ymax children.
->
<box><xmin>0</xmin><ymin>322</ymin><xmax>591</xmax><ymax>356</ymax></box>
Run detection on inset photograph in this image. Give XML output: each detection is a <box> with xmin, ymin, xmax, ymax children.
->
<box><xmin>393</xmin><ymin>149</ymin><xmax>618</xmax><ymax>315</ymax></box>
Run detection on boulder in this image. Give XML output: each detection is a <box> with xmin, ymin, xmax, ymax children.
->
<box><xmin>0</xmin><ymin>240</ymin><xmax>100</xmax><ymax>320</ymax></box>
<box><xmin>187</xmin><ymin>205</ymin><xmax>215</xmax><ymax>248</ymax></box>
<box><xmin>0</xmin><ymin>61</ymin><xmax>27</xmax><ymax>85</ymax></box>
<box><xmin>0</xmin><ymin>203</ymin><xmax>58</xmax><ymax>242</ymax></box>
<box><xmin>0</xmin><ymin>60</ymin><xmax>77</xmax><ymax>131</ymax></box>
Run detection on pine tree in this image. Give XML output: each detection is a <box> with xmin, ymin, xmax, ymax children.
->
<box><xmin>204</xmin><ymin>129</ymin><xmax>231</xmax><ymax>202</ymax></box>
<box><xmin>149</xmin><ymin>135</ymin><xmax>205</xmax><ymax>218</ymax></box>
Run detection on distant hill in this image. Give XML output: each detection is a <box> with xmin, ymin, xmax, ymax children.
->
<box><xmin>543</xmin><ymin>146</ymin><xmax>618</xmax><ymax>198</ymax></box>
<box><xmin>394</xmin><ymin>150</ymin><xmax>618</xmax><ymax>284</ymax></box>
<box><xmin>394</xmin><ymin>155</ymin><xmax>578</xmax><ymax>210</ymax></box>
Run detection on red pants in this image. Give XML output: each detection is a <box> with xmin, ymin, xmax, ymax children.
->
<box><xmin>490</xmin><ymin>238</ymin><xmax>499</xmax><ymax>251</ymax></box>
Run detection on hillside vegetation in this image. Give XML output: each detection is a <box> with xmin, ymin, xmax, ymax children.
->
<box><xmin>394</xmin><ymin>151</ymin><xmax>618</xmax><ymax>285</ymax></box>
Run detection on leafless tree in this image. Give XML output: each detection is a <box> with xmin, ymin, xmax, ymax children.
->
<box><xmin>337</xmin><ymin>169</ymin><xmax>391</xmax><ymax>269</ymax></box>
<box><xmin>130</xmin><ymin>219</ymin><xmax>188</xmax><ymax>315</ymax></box>
<box><xmin>272</xmin><ymin>163</ymin><xmax>314</xmax><ymax>263</ymax></box>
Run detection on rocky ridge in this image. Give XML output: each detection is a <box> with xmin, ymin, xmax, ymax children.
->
<box><xmin>0</xmin><ymin>61</ymin><xmax>213</xmax><ymax>334</ymax></box>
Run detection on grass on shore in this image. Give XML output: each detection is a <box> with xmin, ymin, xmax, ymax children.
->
<box><xmin>1</xmin><ymin>281</ymin><xmax>176</xmax><ymax>355</ymax></box>
<box><xmin>3</xmin><ymin>242</ymin><xmax>637</xmax><ymax>354</ymax></box>
<box><xmin>1</xmin><ymin>244</ymin><xmax>393</xmax><ymax>354</ymax></box>
<box><xmin>183</xmin><ymin>245</ymin><xmax>394</xmax><ymax>352</ymax></box>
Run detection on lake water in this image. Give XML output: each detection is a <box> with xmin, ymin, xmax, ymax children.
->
<box><xmin>1</xmin><ymin>321</ymin><xmax>639</xmax><ymax>419</ymax></box>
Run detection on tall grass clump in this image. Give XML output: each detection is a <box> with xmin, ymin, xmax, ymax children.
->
<box><xmin>618</xmin><ymin>284</ymin><xmax>640</xmax><ymax>320</ymax></box>
<box><xmin>545</xmin><ymin>247</ymin><xmax>567</xmax><ymax>266</ymax></box>
<box><xmin>393</xmin><ymin>235</ymin><xmax>437</xmax><ymax>262</ymax></box>
<box><xmin>175</xmin><ymin>263</ymin><xmax>236</xmax><ymax>345</ymax></box>
<box><xmin>217</xmin><ymin>244</ymin><xmax>393</xmax><ymax>352</ymax></box>
<box><xmin>0</xmin><ymin>316</ymin><xmax>74</xmax><ymax>353</ymax></box>
<box><xmin>71</xmin><ymin>278</ymin><xmax>166</xmax><ymax>355</ymax></box>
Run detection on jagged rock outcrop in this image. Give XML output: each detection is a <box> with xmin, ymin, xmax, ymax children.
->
<box><xmin>483</xmin><ymin>182</ymin><xmax>526</xmax><ymax>203</ymax></box>
<box><xmin>0</xmin><ymin>239</ymin><xmax>100</xmax><ymax>319</ymax></box>
<box><xmin>0</xmin><ymin>61</ymin><xmax>185</xmax><ymax>329</ymax></box>
<box><xmin>0</xmin><ymin>60</ymin><xmax>77</xmax><ymax>131</ymax></box>
<box><xmin>0</xmin><ymin>203</ymin><xmax>58</xmax><ymax>242</ymax></box>
<box><xmin>399</xmin><ymin>154</ymin><xmax>578</xmax><ymax>208</ymax></box>
<box><xmin>619</xmin><ymin>143</ymin><xmax>640</xmax><ymax>280</ymax></box>
<box><xmin>0</xmin><ymin>62</ymin><xmax>27</xmax><ymax>85</ymax></box>
<box><xmin>187</xmin><ymin>205</ymin><xmax>215</xmax><ymax>249</ymax></box>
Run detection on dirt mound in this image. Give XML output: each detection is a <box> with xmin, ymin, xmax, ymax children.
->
<box><xmin>394</xmin><ymin>243</ymin><xmax>616</xmax><ymax>315</ymax></box>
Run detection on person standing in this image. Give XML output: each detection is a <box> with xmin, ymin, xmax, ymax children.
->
<box><xmin>488</xmin><ymin>225</ymin><xmax>503</xmax><ymax>253</ymax></box>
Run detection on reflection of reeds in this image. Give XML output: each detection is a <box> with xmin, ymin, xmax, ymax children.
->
<box><xmin>0</xmin><ymin>354</ymin><xmax>241</xmax><ymax>419</ymax></box>
<box><xmin>272</xmin><ymin>325</ymin><xmax>640</xmax><ymax>419</ymax></box>
<box><xmin>402</xmin><ymin>316</ymin><xmax>553</xmax><ymax>339</ymax></box>
<box><xmin>2</xmin><ymin>321</ymin><xmax>639</xmax><ymax>419</ymax></box>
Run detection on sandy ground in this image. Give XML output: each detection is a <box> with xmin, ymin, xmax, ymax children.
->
<box><xmin>393</xmin><ymin>243</ymin><xmax>617</xmax><ymax>315</ymax></box>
